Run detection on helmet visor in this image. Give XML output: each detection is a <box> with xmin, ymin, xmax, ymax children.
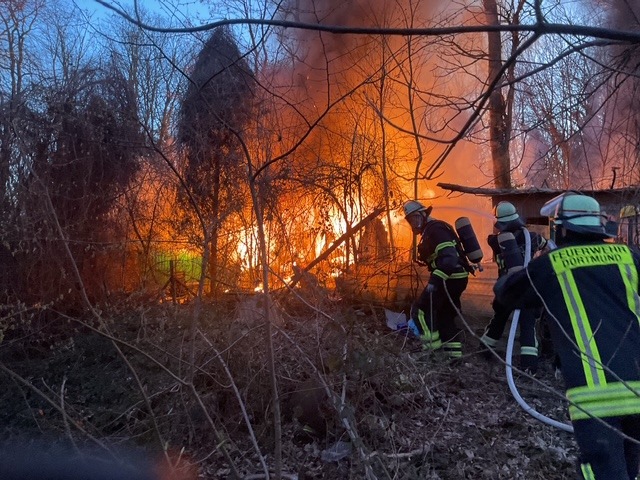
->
<box><xmin>406</xmin><ymin>213</ymin><xmax>423</xmax><ymax>229</ymax></box>
<box><xmin>540</xmin><ymin>194</ymin><xmax>566</xmax><ymax>218</ymax></box>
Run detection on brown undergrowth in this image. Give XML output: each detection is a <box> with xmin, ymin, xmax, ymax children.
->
<box><xmin>0</xmin><ymin>294</ymin><xmax>579</xmax><ymax>479</ymax></box>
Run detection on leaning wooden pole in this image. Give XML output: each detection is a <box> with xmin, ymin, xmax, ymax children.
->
<box><xmin>289</xmin><ymin>206</ymin><xmax>386</xmax><ymax>289</ymax></box>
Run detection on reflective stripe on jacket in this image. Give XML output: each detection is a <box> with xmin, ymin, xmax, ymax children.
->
<box><xmin>417</xmin><ymin>220</ymin><xmax>469</xmax><ymax>282</ymax></box>
<box><xmin>495</xmin><ymin>241</ymin><xmax>640</xmax><ymax>422</ymax></box>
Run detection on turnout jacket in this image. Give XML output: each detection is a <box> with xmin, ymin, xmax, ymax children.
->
<box><xmin>495</xmin><ymin>238</ymin><xmax>640</xmax><ymax>422</ymax></box>
<box><xmin>488</xmin><ymin>227</ymin><xmax>547</xmax><ymax>277</ymax></box>
<box><xmin>417</xmin><ymin>219</ymin><xmax>470</xmax><ymax>288</ymax></box>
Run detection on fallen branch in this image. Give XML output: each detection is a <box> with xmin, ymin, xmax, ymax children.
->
<box><xmin>289</xmin><ymin>206</ymin><xmax>386</xmax><ymax>289</ymax></box>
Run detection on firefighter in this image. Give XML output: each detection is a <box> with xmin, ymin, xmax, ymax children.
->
<box><xmin>494</xmin><ymin>192</ymin><xmax>640</xmax><ymax>480</ymax></box>
<box><xmin>403</xmin><ymin>200</ymin><xmax>471</xmax><ymax>360</ymax></box>
<box><xmin>479</xmin><ymin>201</ymin><xmax>548</xmax><ymax>374</ymax></box>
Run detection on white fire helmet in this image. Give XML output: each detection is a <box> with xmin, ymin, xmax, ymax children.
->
<box><xmin>403</xmin><ymin>200</ymin><xmax>432</xmax><ymax>219</ymax></box>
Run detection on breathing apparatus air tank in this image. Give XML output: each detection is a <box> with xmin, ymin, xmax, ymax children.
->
<box><xmin>497</xmin><ymin>231</ymin><xmax>524</xmax><ymax>273</ymax></box>
<box><xmin>455</xmin><ymin>217</ymin><xmax>484</xmax><ymax>266</ymax></box>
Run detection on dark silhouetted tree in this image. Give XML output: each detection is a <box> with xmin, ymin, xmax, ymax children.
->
<box><xmin>178</xmin><ymin>26</ymin><xmax>255</xmax><ymax>295</ymax></box>
<box><xmin>25</xmin><ymin>65</ymin><xmax>146</xmax><ymax>303</ymax></box>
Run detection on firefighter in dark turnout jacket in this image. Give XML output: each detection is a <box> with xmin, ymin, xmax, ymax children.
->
<box><xmin>404</xmin><ymin>201</ymin><xmax>470</xmax><ymax>359</ymax></box>
<box><xmin>480</xmin><ymin>201</ymin><xmax>548</xmax><ymax>374</ymax></box>
<box><xmin>495</xmin><ymin>192</ymin><xmax>640</xmax><ymax>480</ymax></box>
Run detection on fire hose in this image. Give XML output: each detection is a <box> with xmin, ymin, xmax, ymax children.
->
<box><xmin>504</xmin><ymin>228</ymin><xmax>574</xmax><ymax>433</ymax></box>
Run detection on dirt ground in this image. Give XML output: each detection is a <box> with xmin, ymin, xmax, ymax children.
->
<box><xmin>0</xmin><ymin>298</ymin><xmax>581</xmax><ymax>479</ymax></box>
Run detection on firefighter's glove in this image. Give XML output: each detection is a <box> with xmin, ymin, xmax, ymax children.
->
<box><xmin>426</xmin><ymin>283</ymin><xmax>437</xmax><ymax>294</ymax></box>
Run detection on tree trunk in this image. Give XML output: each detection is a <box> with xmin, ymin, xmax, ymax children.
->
<box><xmin>208</xmin><ymin>160</ymin><xmax>221</xmax><ymax>296</ymax></box>
<box><xmin>378</xmin><ymin>39</ymin><xmax>396</xmax><ymax>254</ymax></box>
<box><xmin>484</xmin><ymin>0</ymin><xmax>511</xmax><ymax>189</ymax></box>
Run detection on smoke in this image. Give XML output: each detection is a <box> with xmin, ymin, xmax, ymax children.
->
<box><xmin>586</xmin><ymin>0</ymin><xmax>640</xmax><ymax>187</ymax></box>
<box><xmin>280</xmin><ymin>0</ymin><xmax>486</xmax><ymax>180</ymax></box>
<box><xmin>276</xmin><ymin>0</ymin><xmax>492</xmax><ymax>248</ymax></box>
<box><xmin>283</xmin><ymin>1</ymin><xmax>406</xmax><ymax>111</ymax></box>
<box><xmin>596</xmin><ymin>0</ymin><xmax>640</xmax><ymax>29</ymax></box>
